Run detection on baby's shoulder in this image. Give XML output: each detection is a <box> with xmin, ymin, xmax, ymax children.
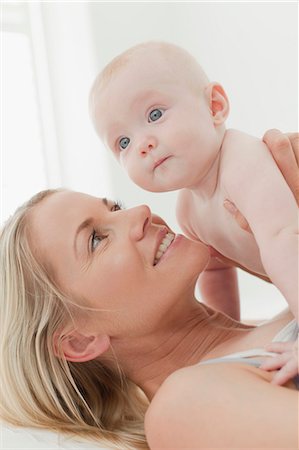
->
<box><xmin>176</xmin><ymin>189</ymin><xmax>201</xmax><ymax>237</ymax></box>
<box><xmin>176</xmin><ymin>187</ymin><xmax>226</xmax><ymax>242</ymax></box>
<box><xmin>222</xmin><ymin>129</ymin><xmax>268</xmax><ymax>170</ymax></box>
<box><xmin>176</xmin><ymin>188</ymin><xmax>198</xmax><ymax>218</ymax></box>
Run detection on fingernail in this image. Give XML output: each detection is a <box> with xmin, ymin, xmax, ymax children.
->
<box><xmin>223</xmin><ymin>200</ymin><xmax>237</xmax><ymax>213</ymax></box>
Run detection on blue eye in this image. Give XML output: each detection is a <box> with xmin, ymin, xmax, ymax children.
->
<box><xmin>149</xmin><ymin>109</ymin><xmax>163</xmax><ymax>122</ymax></box>
<box><xmin>90</xmin><ymin>230</ymin><xmax>107</xmax><ymax>252</ymax></box>
<box><xmin>119</xmin><ymin>137</ymin><xmax>130</xmax><ymax>150</ymax></box>
<box><xmin>90</xmin><ymin>201</ymin><xmax>123</xmax><ymax>253</ymax></box>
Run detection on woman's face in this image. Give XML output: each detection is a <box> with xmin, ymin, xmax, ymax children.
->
<box><xmin>29</xmin><ymin>191</ymin><xmax>209</xmax><ymax>337</ymax></box>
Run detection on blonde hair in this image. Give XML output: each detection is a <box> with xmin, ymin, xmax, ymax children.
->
<box><xmin>89</xmin><ymin>41</ymin><xmax>210</xmax><ymax>131</ymax></box>
<box><xmin>0</xmin><ymin>189</ymin><xmax>149</xmax><ymax>450</ymax></box>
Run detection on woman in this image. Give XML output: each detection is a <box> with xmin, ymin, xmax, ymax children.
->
<box><xmin>0</xmin><ymin>132</ymin><xmax>298</xmax><ymax>450</ymax></box>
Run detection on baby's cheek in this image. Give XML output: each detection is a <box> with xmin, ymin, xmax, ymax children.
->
<box><xmin>122</xmin><ymin>157</ymin><xmax>139</xmax><ymax>178</ymax></box>
<box><xmin>129</xmin><ymin>165</ymin><xmax>152</xmax><ymax>190</ymax></box>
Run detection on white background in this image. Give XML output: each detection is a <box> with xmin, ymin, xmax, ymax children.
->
<box><xmin>1</xmin><ymin>2</ymin><xmax>298</xmax><ymax>447</ymax></box>
<box><xmin>2</xmin><ymin>1</ymin><xmax>297</xmax><ymax>322</ymax></box>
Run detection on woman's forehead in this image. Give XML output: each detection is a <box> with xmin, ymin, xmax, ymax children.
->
<box><xmin>29</xmin><ymin>191</ymin><xmax>93</xmax><ymax>235</ymax></box>
<box><xmin>40</xmin><ymin>190</ymin><xmax>93</xmax><ymax>211</ymax></box>
<box><xmin>27</xmin><ymin>191</ymin><xmax>96</xmax><ymax>270</ymax></box>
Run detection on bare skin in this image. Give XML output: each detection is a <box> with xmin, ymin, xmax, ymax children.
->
<box><xmin>222</xmin><ymin>130</ymin><xmax>299</xmax><ymax>387</ymax></box>
<box><xmin>224</xmin><ymin>130</ymin><xmax>299</xmax><ymax>230</ymax></box>
<box><xmin>92</xmin><ymin>45</ymin><xmax>298</xmax><ymax>329</ymax></box>
<box><xmin>28</xmin><ymin>190</ymin><xmax>298</xmax><ymax>449</ymax></box>
<box><xmin>91</xmin><ymin>43</ymin><xmax>298</xmax><ymax>388</ymax></box>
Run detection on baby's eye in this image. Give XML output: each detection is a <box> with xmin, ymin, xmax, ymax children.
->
<box><xmin>119</xmin><ymin>137</ymin><xmax>130</xmax><ymax>150</ymax></box>
<box><xmin>148</xmin><ymin>108</ymin><xmax>163</xmax><ymax>122</ymax></box>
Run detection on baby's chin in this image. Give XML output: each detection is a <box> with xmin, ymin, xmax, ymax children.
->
<box><xmin>137</xmin><ymin>180</ymin><xmax>185</xmax><ymax>193</ymax></box>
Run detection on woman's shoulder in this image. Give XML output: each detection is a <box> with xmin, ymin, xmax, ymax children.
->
<box><xmin>145</xmin><ymin>363</ymin><xmax>241</xmax><ymax>447</ymax></box>
<box><xmin>146</xmin><ymin>361</ymin><xmax>265</xmax><ymax>414</ymax></box>
<box><xmin>145</xmin><ymin>362</ymin><xmax>298</xmax><ymax>449</ymax></box>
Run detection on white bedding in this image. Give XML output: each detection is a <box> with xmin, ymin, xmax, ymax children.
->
<box><xmin>1</xmin><ymin>422</ymin><xmax>109</xmax><ymax>449</ymax></box>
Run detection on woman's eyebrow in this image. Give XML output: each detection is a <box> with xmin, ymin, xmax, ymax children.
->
<box><xmin>73</xmin><ymin>198</ymin><xmax>108</xmax><ymax>259</ymax></box>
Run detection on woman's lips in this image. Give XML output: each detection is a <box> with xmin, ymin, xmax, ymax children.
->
<box><xmin>153</xmin><ymin>231</ymin><xmax>175</xmax><ymax>265</ymax></box>
<box><xmin>154</xmin><ymin>233</ymin><xmax>184</xmax><ymax>266</ymax></box>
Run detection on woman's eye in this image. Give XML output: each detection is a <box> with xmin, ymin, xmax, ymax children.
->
<box><xmin>119</xmin><ymin>137</ymin><xmax>130</xmax><ymax>150</ymax></box>
<box><xmin>148</xmin><ymin>108</ymin><xmax>163</xmax><ymax>122</ymax></box>
<box><xmin>111</xmin><ymin>200</ymin><xmax>123</xmax><ymax>211</ymax></box>
<box><xmin>90</xmin><ymin>230</ymin><xmax>107</xmax><ymax>252</ymax></box>
<box><xmin>90</xmin><ymin>201</ymin><xmax>123</xmax><ymax>252</ymax></box>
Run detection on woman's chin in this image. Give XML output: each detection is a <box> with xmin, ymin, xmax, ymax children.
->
<box><xmin>184</xmin><ymin>236</ymin><xmax>210</xmax><ymax>270</ymax></box>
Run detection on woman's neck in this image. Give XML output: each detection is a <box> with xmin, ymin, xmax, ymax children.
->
<box><xmin>112</xmin><ymin>302</ymin><xmax>252</xmax><ymax>399</ymax></box>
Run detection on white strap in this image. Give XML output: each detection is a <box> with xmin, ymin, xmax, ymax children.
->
<box><xmin>216</xmin><ymin>348</ymin><xmax>276</xmax><ymax>360</ymax></box>
<box><xmin>272</xmin><ymin>319</ymin><xmax>298</xmax><ymax>342</ymax></box>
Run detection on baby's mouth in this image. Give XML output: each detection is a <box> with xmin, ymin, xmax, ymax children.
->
<box><xmin>153</xmin><ymin>232</ymin><xmax>175</xmax><ymax>265</ymax></box>
<box><xmin>153</xmin><ymin>156</ymin><xmax>171</xmax><ymax>170</ymax></box>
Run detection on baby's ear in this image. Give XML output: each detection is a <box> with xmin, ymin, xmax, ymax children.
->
<box><xmin>53</xmin><ymin>330</ymin><xmax>110</xmax><ymax>363</ymax></box>
<box><xmin>205</xmin><ymin>82</ymin><xmax>229</xmax><ymax>125</ymax></box>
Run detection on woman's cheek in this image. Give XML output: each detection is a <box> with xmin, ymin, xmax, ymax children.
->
<box><xmin>108</xmin><ymin>253</ymin><xmax>140</xmax><ymax>287</ymax></box>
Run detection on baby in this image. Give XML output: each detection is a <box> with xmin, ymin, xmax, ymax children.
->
<box><xmin>89</xmin><ymin>42</ymin><xmax>298</xmax><ymax>384</ymax></box>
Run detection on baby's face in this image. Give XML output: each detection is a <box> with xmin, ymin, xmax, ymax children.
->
<box><xmin>94</xmin><ymin>53</ymin><xmax>220</xmax><ymax>192</ymax></box>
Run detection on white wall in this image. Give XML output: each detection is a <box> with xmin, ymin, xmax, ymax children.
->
<box><xmin>3</xmin><ymin>2</ymin><xmax>298</xmax><ymax>321</ymax></box>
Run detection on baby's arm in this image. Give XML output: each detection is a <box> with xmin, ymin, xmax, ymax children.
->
<box><xmin>176</xmin><ymin>189</ymin><xmax>240</xmax><ymax>320</ymax></box>
<box><xmin>224</xmin><ymin>139</ymin><xmax>298</xmax><ymax>321</ymax></box>
<box><xmin>197</xmin><ymin>257</ymin><xmax>240</xmax><ymax>319</ymax></box>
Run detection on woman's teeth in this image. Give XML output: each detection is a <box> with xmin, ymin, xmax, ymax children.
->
<box><xmin>154</xmin><ymin>232</ymin><xmax>175</xmax><ymax>265</ymax></box>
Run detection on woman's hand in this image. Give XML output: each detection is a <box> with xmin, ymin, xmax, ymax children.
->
<box><xmin>224</xmin><ymin>130</ymin><xmax>299</xmax><ymax>229</ymax></box>
<box><xmin>263</xmin><ymin>130</ymin><xmax>299</xmax><ymax>203</ymax></box>
<box><xmin>260</xmin><ymin>337</ymin><xmax>299</xmax><ymax>386</ymax></box>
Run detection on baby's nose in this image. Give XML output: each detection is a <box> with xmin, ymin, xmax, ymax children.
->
<box><xmin>139</xmin><ymin>136</ymin><xmax>157</xmax><ymax>155</ymax></box>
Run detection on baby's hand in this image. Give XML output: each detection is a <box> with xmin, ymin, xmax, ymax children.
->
<box><xmin>260</xmin><ymin>338</ymin><xmax>298</xmax><ymax>386</ymax></box>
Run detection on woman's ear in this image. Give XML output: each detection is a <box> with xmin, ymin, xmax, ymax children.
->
<box><xmin>53</xmin><ymin>330</ymin><xmax>110</xmax><ymax>362</ymax></box>
<box><xmin>205</xmin><ymin>82</ymin><xmax>229</xmax><ymax>125</ymax></box>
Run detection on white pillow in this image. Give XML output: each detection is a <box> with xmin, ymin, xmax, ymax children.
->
<box><xmin>1</xmin><ymin>422</ymin><xmax>109</xmax><ymax>449</ymax></box>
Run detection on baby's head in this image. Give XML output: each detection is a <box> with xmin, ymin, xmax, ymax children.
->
<box><xmin>90</xmin><ymin>42</ymin><xmax>229</xmax><ymax>192</ymax></box>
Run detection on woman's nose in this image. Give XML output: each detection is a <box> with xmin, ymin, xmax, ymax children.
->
<box><xmin>125</xmin><ymin>205</ymin><xmax>152</xmax><ymax>241</ymax></box>
<box><xmin>139</xmin><ymin>136</ymin><xmax>157</xmax><ymax>156</ymax></box>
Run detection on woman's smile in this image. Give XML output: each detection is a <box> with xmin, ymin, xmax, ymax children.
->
<box><xmin>153</xmin><ymin>231</ymin><xmax>175</xmax><ymax>265</ymax></box>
